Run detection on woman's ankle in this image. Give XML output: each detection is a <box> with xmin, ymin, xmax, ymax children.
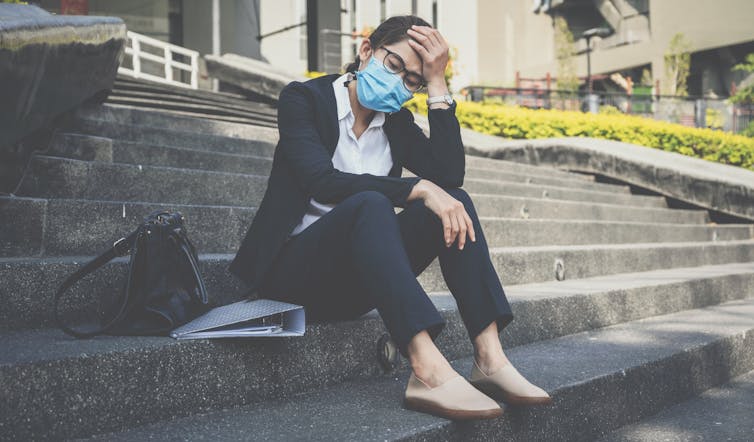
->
<box><xmin>411</xmin><ymin>357</ymin><xmax>457</xmax><ymax>388</ymax></box>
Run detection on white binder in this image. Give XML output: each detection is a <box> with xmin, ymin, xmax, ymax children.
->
<box><xmin>170</xmin><ymin>298</ymin><xmax>305</xmax><ymax>340</ymax></box>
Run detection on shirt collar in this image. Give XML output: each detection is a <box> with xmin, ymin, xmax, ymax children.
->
<box><xmin>332</xmin><ymin>72</ymin><xmax>386</xmax><ymax>128</ymax></box>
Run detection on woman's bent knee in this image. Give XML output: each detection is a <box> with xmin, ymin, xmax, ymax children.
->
<box><xmin>348</xmin><ymin>190</ymin><xmax>392</xmax><ymax>205</ymax></box>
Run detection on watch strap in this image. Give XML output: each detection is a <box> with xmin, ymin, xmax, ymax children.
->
<box><xmin>426</xmin><ymin>94</ymin><xmax>453</xmax><ymax>106</ymax></box>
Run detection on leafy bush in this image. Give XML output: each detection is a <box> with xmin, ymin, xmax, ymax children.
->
<box><xmin>404</xmin><ymin>94</ymin><xmax>754</xmax><ymax>171</ymax></box>
<box><xmin>304</xmin><ymin>71</ymin><xmax>327</xmax><ymax>79</ymax></box>
<box><xmin>598</xmin><ymin>105</ymin><xmax>622</xmax><ymax>115</ymax></box>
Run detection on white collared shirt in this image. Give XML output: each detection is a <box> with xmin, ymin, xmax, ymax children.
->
<box><xmin>288</xmin><ymin>72</ymin><xmax>394</xmax><ymax>238</ymax></box>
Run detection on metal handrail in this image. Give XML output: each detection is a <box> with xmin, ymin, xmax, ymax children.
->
<box><xmin>118</xmin><ymin>30</ymin><xmax>199</xmax><ymax>89</ymax></box>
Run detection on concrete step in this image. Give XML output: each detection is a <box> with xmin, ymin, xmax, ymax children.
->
<box><xmin>464</xmin><ymin>154</ymin><xmax>597</xmax><ymax>182</ymax></box>
<box><xmin>435</xmin><ymin>168</ymin><xmax>632</xmax><ymax>194</ymax></box>
<box><xmin>112</xmin><ymin>77</ymin><xmax>276</xmax><ymax>112</ymax></box>
<box><xmin>596</xmin><ymin>368</ymin><xmax>754</xmax><ymax>441</ymax></box>
<box><xmin>16</xmin><ymin>155</ymin><xmax>268</xmax><ymax>207</ymax></box>
<box><xmin>49</xmin><ymin>133</ymin><xmax>276</xmax><ymax>176</ymax></box>
<box><xmin>0</xmin><ymin>195</ymin><xmax>747</xmax><ymax>258</ymax></box>
<box><xmin>3</xmin><ymin>263</ymin><xmax>754</xmax><ymax>440</ymax></box>
<box><xmin>104</xmin><ymin>75</ymin><xmax>278</xmax><ymax>127</ymax></box>
<box><xmin>102</xmin><ymin>95</ymin><xmax>278</xmax><ymax>128</ymax></box>
<box><xmin>15</xmin><ymin>156</ymin><xmax>668</xmax><ymax>208</ymax></box>
<box><xmin>3</xmin><ymin>241</ymin><xmax>754</xmax><ymax>332</ymax></box>
<box><xmin>74</xmin><ymin>103</ymin><xmax>280</xmax><ymax>141</ymax></box>
<box><xmin>101</xmin><ymin>100</ymin><xmax>276</xmax><ymax>127</ymax></box>
<box><xmin>71</xmin><ymin>119</ymin><xmax>278</xmax><ymax>157</ymax></box>
<box><xmin>70</xmin><ymin>106</ymin><xmax>598</xmax><ymax>185</ymax></box>
<box><xmin>50</xmin><ymin>132</ymin><xmax>631</xmax><ymax>195</ymax></box>
<box><xmin>109</xmin><ymin>86</ymin><xmax>277</xmax><ymax>117</ymax></box>
<box><xmin>113</xmin><ymin>74</ymin><xmax>252</xmax><ymax>101</ymax></box>
<box><xmin>70</xmin><ymin>296</ymin><xmax>754</xmax><ymax>441</ymax></box>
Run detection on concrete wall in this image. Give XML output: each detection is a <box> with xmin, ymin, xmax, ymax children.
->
<box><xmin>183</xmin><ymin>0</ymin><xmax>260</xmax><ymax>60</ymax></box>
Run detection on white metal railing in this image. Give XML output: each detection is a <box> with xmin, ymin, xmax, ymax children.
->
<box><xmin>118</xmin><ymin>30</ymin><xmax>199</xmax><ymax>89</ymax></box>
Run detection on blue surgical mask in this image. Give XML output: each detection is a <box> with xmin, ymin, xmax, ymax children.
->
<box><xmin>354</xmin><ymin>56</ymin><xmax>414</xmax><ymax>113</ymax></box>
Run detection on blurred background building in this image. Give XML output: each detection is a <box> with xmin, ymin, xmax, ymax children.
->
<box><xmin>32</xmin><ymin>0</ymin><xmax>754</xmax><ymax>98</ymax></box>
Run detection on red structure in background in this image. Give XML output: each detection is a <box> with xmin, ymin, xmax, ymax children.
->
<box><xmin>60</xmin><ymin>0</ymin><xmax>88</xmax><ymax>15</ymax></box>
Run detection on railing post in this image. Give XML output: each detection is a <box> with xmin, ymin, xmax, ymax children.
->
<box><xmin>132</xmin><ymin>37</ymin><xmax>141</xmax><ymax>79</ymax></box>
<box><xmin>694</xmin><ymin>99</ymin><xmax>707</xmax><ymax>129</ymax></box>
<box><xmin>190</xmin><ymin>53</ymin><xmax>198</xmax><ymax>89</ymax></box>
<box><xmin>164</xmin><ymin>47</ymin><xmax>172</xmax><ymax>83</ymax></box>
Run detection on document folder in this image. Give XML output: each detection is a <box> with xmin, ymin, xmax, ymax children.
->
<box><xmin>170</xmin><ymin>298</ymin><xmax>305</xmax><ymax>340</ymax></box>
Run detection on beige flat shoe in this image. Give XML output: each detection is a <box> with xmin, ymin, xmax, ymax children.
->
<box><xmin>469</xmin><ymin>358</ymin><xmax>553</xmax><ymax>406</ymax></box>
<box><xmin>403</xmin><ymin>371</ymin><xmax>504</xmax><ymax>420</ymax></box>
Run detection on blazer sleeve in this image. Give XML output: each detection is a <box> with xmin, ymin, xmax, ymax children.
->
<box><xmin>276</xmin><ymin>81</ymin><xmax>422</xmax><ymax>208</ymax></box>
<box><xmin>394</xmin><ymin>101</ymin><xmax>465</xmax><ymax>188</ymax></box>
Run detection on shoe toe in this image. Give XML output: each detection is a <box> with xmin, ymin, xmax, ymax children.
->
<box><xmin>404</xmin><ymin>372</ymin><xmax>503</xmax><ymax>420</ymax></box>
<box><xmin>472</xmin><ymin>362</ymin><xmax>552</xmax><ymax>403</ymax></box>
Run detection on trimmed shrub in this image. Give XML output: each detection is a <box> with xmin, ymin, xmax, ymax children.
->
<box><xmin>405</xmin><ymin>94</ymin><xmax>754</xmax><ymax>171</ymax></box>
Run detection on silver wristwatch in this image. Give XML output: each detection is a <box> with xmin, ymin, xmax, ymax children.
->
<box><xmin>426</xmin><ymin>94</ymin><xmax>454</xmax><ymax>106</ymax></box>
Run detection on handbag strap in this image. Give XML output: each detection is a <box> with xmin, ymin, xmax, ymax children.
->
<box><xmin>53</xmin><ymin>228</ymin><xmax>142</xmax><ymax>338</ymax></box>
<box><xmin>171</xmin><ymin>230</ymin><xmax>209</xmax><ymax>305</ymax></box>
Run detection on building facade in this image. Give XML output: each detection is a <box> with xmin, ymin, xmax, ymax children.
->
<box><xmin>32</xmin><ymin>0</ymin><xmax>754</xmax><ymax>97</ymax></box>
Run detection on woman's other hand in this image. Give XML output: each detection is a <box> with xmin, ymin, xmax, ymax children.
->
<box><xmin>408</xmin><ymin>179</ymin><xmax>476</xmax><ymax>250</ymax></box>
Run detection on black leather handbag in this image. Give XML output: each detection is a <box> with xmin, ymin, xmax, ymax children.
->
<box><xmin>54</xmin><ymin>209</ymin><xmax>211</xmax><ymax>338</ymax></box>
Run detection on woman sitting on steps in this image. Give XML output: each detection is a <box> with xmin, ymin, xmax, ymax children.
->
<box><xmin>228</xmin><ymin>14</ymin><xmax>552</xmax><ymax>421</ymax></box>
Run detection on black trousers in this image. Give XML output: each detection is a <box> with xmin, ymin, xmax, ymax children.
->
<box><xmin>258</xmin><ymin>187</ymin><xmax>514</xmax><ymax>358</ymax></box>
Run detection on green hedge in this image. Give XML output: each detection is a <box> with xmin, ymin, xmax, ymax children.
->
<box><xmin>405</xmin><ymin>95</ymin><xmax>754</xmax><ymax>171</ymax></box>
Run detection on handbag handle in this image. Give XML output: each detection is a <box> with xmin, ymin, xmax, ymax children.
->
<box><xmin>170</xmin><ymin>228</ymin><xmax>209</xmax><ymax>305</ymax></box>
<box><xmin>53</xmin><ymin>228</ymin><xmax>142</xmax><ymax>338</ymax></box>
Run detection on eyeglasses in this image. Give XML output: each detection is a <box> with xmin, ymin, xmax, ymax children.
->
<box><xmin>376</xmin><ymin>46</ymin><xmax>427</xmax><ymax>93</ymax></box>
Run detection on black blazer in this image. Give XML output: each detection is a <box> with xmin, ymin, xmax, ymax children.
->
<box><xmin>228</xmin><ymin>73</ymin><xmax>466</xmax><ymax>297</ymax></box>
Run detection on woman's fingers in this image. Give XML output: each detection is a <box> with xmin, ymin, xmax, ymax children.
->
<box><xmin>407</xmin><ymin>27</ymin><xmax>440</xmax><ymax>56</ymax></box>
<box><xmin>462</xmin><ymin>210</ymin><xmax>476</xmax><ymax>243</ymax></box>
<box><xmin>441</xmin><ymin>211</ymin><xmax>452</xmax><ymax>245</ymax></box>
<box><xmin>407</xmin><ymin>27</ymin><xmax>430</xmax><ymax>45</ymax></box>
<box><xmin>407</xmin><ymin>38</ymin><xmax>430</xmax><ymax>59</ymax></box>
<box><xmin>456</xmin><ymin>210</ymin><xmax>467</xmax><ymax>250</ymax></box>
<box><xmin>447</xmin><ymin>209</ymin><xmax>460</xmax><ymax>247</ymax></box>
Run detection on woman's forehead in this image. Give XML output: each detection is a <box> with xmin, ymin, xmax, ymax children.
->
<box><xmin>383</xmin><ymin>40</ymin><xmax>422</xmax><ymax>72</ymax></box>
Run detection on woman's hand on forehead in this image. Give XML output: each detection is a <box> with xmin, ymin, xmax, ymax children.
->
<box><xmin>406</xmin><ymin>25</ymin><xmax>449</xmax><ymax>87</ymax></box>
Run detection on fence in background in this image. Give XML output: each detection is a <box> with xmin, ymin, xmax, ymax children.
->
<box><xmin>462</xmin><ymin>86</ymin><xmax>753</xmax><ymax>134</ymax></box>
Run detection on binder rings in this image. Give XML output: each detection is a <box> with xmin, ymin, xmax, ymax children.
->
<box><xmin>170</xmin><ymin>298</ymin><xmax>305</xmax><ymax>340</ymax></box>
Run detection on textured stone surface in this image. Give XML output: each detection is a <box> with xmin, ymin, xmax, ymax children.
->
<box><xmin>596</xmin><ymin>368</ymin><xmax>754</xmax><ymax>441</ymax></box>
<box><xmin>77</xmin><ymin>298</ymin><xmax>754</xmax><ymax>442</ymax></box>
<box><xmin>0</xmin><ymin>4</ymin><xmax>125</xmax><ymax>147</ymax></box>
<box><xmin>2</xmin><ymin>266</ymin><xmax>753</xmax><ymax>440</ymax></box>
<box><xmin>0</xmin><ymin>4</ymin><xmax>125</xmax><ymax>194</ymax></box>
<box><xmin>2</xmin><ymin>196</ymin><xmax>746</xmax><ymax>259</ymax></box>
<box><xmin>75</xmin><ymin>102</ymin><xmax>280</xmax><ymax>142</ymax></box>
<box><xmin>204</xmin><ymin>53</ymin><xmax>304</xmax><ymax>101</ymax></box>
<box><xmin>3</xmin><ymin>72</ymin><xmax>754</xmax><ymax>441</ymax></box>
<box><xmin>15</xmin><ymin>154</ymin><xmax>671</xmax><ymax>208</ymax></box>
<box><xmin>4</xmin><ymin>238</ymin><xmax>754</xmax><ymax>331</ymax></box>
<box><xmin>469</xmin><ymin>136</ymin><xmax>754</xmax><ymax>222</ymax></box>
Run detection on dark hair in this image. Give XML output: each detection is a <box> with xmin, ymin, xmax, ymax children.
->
<box><xmin>343</xmin><ymin>15</ymin><xmax>432</xmax><ymax>73</ymax></box>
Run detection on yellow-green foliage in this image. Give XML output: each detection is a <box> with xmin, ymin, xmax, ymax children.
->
<box><xmin>304</xmin><ymin>71</ymin><xmax>327</xmax><ymax>79</ymax></box>
<box><xmin>404</xmin><ymin>94</ymin><xmax>754</xmax><ymax>171</ymax></box>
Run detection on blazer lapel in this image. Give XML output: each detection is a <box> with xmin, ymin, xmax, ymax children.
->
<box><xmin>384</xmin><ymin>111</ymin><xmax>407</xmax><ymax>176</ymax></box>
<box><xmin>318</xmin><ymin>74</ymin><xmax>341</xmax><ymax>158</ymax></box>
